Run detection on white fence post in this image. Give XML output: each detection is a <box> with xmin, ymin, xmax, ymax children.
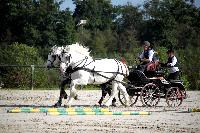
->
<box><xmin>31</xmin><ymin>65</ymin><xmax>35</xmax><ymax>90</ymax></box>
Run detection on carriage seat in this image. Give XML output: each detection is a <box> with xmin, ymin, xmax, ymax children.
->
<box><xmin>128</xmin><ymin>70</ymin><xmax>149</xmax><ymax>83</ymax></box>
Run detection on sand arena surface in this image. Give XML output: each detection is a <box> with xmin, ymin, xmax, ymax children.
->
<box><xmin>0</xmin><ymin>90</ymin><xmax>200</xmax><ymax>133</ymax></box>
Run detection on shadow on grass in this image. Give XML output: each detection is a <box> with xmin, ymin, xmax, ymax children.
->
<box><xmin>0</xmin><ymin>104</ymin><xmax>99</xmax><ymax>108</ymax></box>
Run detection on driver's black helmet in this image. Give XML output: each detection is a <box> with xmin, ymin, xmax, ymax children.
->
<box><xmin>166</xmin><ymin>49</ymin><xmax>174</xmax><ymax>54</ymax></box>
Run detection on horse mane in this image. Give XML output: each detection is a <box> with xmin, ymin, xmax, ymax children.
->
<box><xmin>50</xmin><ymin>45</ymin><xmax>64</xmax><ymax>55</ymax></box>
<box><xmin>64</xmin><ymin>42</ymin><xmax>90</xmax><ymax>57</ymax></box>
<box><xmin>51</xmin><ymin>45</ymin><xmax>56</xmax><ymax>50</ymax></box>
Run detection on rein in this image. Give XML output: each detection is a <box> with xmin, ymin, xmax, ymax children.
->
<box><xmin>73</xmin><ymin>56</ymin><xmax>89</xmax><ymax>69</ymax></box>
<box><xmin>68</xmin><ymin>57</ymin><xmax>126</xmax><ymax>76</ymax></box>
<box><xmin>70</xmin><ymin>67</ymin><xmax>126</xmax><ymax>75</ymax></box>
<box><xmin>69</xmin><ymin>67</ymin><xmax>128</xmax><ymax>85</ymax></box>
<box><xmin>67</xmin><ymin>58</ymin><xmax>128</xmax><ymax>85</ymax></box>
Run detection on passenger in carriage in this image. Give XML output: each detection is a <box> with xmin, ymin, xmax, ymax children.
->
<box><xmin>145</xmin><ymin>51</ymin><xmax>160</xmax><ymax>77</ymax></box>
<box><xmin>138</xmin><ymin>41</ymin><xmax>155</xmax><ymax>65</ymax></box>
<box><xmin>161</xmin><ymin>49</ymin><xmax>179</xmax><ymax>80</ymax></box>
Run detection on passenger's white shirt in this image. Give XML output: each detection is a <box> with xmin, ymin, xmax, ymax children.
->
<box><xmin>139</xmin><ymin>49</ymin><xmax>155</xmax><ymax>62</ymax></box>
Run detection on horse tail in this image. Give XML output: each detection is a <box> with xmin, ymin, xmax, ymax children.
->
<box><xmin>123</xmin><ymin>62</ymin><xmax>129</xmax><ymax>77</ymax></box>
<box><xmin>119</xmin><ymin>60</ymin><xmax>129</xmax><ymax>77</ymax></box>
<box><xmin>119</xmin><ymin>57</ymin><xmax>129</xmax><ymax>77</ymax></box>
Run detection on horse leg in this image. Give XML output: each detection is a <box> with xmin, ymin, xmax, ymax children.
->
<box><xmin>104</xmin><ymin>82</ymin><xmax>118</xmax><ymax>107</ymax></box>
<box><xmin>65</xmin><ymin>80</ymin><xmax>77</xmax><ymax>106</ymax></box>
<box><xmin>107</xmin><ymin>86</ymin><xmax>117</xmax><ymax>107</ymax></box>
<box><xmin>118</xmin><ymin>83</ymin><xmax>130</xmax><ymax>106</ymax></box>
<box><xmin>98</xmin><ymin>83</ymin><xmax>108</xmax><ymax>106</ymax></box>
<box><xmin>54</xmin><ymin>79</ymin><xmax>69</xmax><ymax>107</ymax></box>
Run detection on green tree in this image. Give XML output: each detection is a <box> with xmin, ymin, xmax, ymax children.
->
<box><xmin>113</xmin><ymin>4</ymin><xmax>142</xmax><ymax>57</ymax></box>
<box><xmin>0</xmin><ymin>0</ymin><xmax>76</xmax><ymax>48</ymax></box>
<box><xmin>0</xmin><ymin>43</ymin><xmax>49</xmax><ymax>88</ymax></box>
<box><xmin>22</xmin><ymin>0</ymin><xmax>62</xmax><ymax>47</ymax></box>
<box><xmin>73</xmin><ymin>0</ymin><xmax>113</xmax><ymax>31</ymax></box>
<box><xmin>73</xmin><ymin>0</ymin><xmax>118</xmax><ymax>57</ymax></box>
<box><xmin>55</xmin><ymin>9</ymin><xmax>77</xmax><ymax>46</ymax></box>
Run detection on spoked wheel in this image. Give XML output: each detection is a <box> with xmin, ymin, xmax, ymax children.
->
<box><xmin>140</xmin><ymin>83</ymin><xmax>160</xmax><ymax>107</ymax></box>
<box><xmin>166</xmin><ymin>87</ymin><xmax>183</xmax><ymax>107</ymax></box>
<box><xmin>118</xmin><ymin>86</ymin><xmax>139</xmax><ymax>106</ymax></box>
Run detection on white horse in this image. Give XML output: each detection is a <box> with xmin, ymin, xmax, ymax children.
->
<box><xmin>46</xmin><ymin>46</ymin><xmax>71</xmax><ymax>107</ymax></box>
<box><xmin>60</xmin><ymin>43</ymin><xmax>130</xmax><ymax>107</ymax></box>
<box><xmin>47</xmin><ymin>45</ymin><xmax>117</xmax><ymax>107</ymax></box>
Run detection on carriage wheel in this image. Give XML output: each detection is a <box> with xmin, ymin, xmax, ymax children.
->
<box><xmin>118</xmin><ymin>90</ymin><xmax>139</xmax><ymax>106</ymax></box>
<box><xmin>166</xmin><ymin>87</ymin><xmax>183</xmax><ymax>107</ymax></box>
<box><xmin>181</xmin><ymin>90</ymin><xmax>187</xmax><ymax>99</ymax></box>
<box><xmin>140</xmin><ymin>83</ymin><xmax>160</xmax><ymax>107</ymax></box>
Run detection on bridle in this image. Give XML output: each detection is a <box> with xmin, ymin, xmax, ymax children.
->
<box><xmin>48</xmin><ymin>54</ymin><xmax>61</xmax><ymax>67</ymax></box>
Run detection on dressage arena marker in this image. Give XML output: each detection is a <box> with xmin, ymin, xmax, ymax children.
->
<box><xmin>188</xmin><ymin>108</ymin><xmax>200</xmax><ymax>112</ymax></box>
<box><xmin>7</xmin><ymin>107</ymin><xmax>151</xmax><ymax>115</ymax></box>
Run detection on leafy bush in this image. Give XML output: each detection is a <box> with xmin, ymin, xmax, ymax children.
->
<box><xmin>0</xmin><ymin>42</ymin><xmax>59</xmax><ymax>88</ymax></box>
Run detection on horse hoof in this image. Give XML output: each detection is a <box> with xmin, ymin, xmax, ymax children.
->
<box><xmin>98</xmin><ymin>101</ymin><xmax>102</xmax><ymax>106</ymax></box>
<box><xmin>94</xmin><ymin>104</ymin><xmax>100</xmax><ymax>107</ymax></box>
<box><xmin>54</xmin><ymin>102</ymin><xmax>62</xmax><ymax>108</ymax></box>
<box><xmin>64</xmin><ymin>94</ymin><xmax>68</xmax><ymax>99</ymax></box>
<box><xmin>111</xmin><ymin>103</ymin><xmax>117</xmax><ymax>107</ymax></box>
<box><xmin>102</xmin><ymin>104</ymin><xmax>109</xmax><ymax>107</ymax></box>
<box><xmin>74</xmin><ymin>95</ymin><xmax>79</xmax><ymax>100</ymax></box>
<box><xmin>64</xmin><ymin>105</ymin><xmax>71</xmax><ymax>108</ymax></box>
<box><xmin>124</xmin><ymin>105</ymin><xmax>128</xmax><ymax>107</ymax></box>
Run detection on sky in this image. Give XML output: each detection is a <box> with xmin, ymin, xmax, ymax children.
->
<box><xmin>60</xmin><ymin>0</ymin><xmax>145</xmax><ymax>11</ymax></box>
<box><xmin>60</xmin><ymin>0</ymin><xmax>200</xmax><ymax>11</ymax></box>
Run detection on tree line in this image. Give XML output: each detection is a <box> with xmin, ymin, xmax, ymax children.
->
<box><xmin>0</xmin><ymin>0</ymin><xmax>199</xmax><ymax>89</ymax></box>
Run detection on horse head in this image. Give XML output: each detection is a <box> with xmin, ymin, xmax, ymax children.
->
<box><xmin>46</xmin><ymin>45</ymin><xmax>64</xmax><ymax>68</ymax></box>
<box><xmin>60</xmin><ymin>46</ymin><xmax>72</xmax><ymax>69</ymax></box>
<box><xmin>60</xmin><ymin>43</ymin><xmax>92</xmax><ymax>68</ymax></box>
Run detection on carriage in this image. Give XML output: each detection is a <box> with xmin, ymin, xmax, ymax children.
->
<box><xmin>118</xmin><ymin>65</ymin><xmax>187</xmax><ymax>107</ymax></box>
